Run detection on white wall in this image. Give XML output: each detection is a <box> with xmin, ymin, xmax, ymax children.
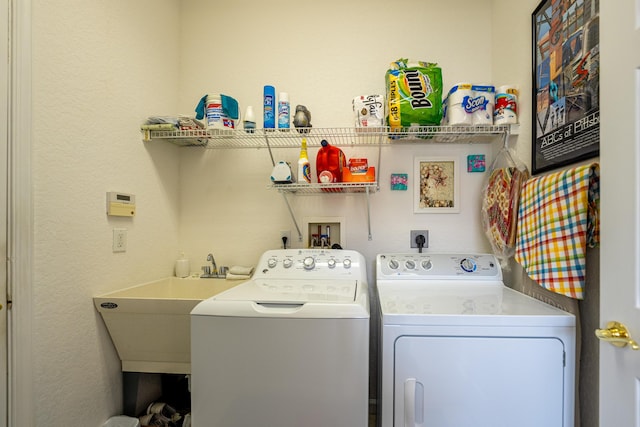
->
<box><xmin>177</xmin><ymin>0</ymin><xmax>501</xmax><ymax>277</ymax></box>
<box><xmin>31</xmin><ymin>0</ymin><xmax>182</xmax><ymax>425</ymax></box>
<box><xmin>29</xmin><ymin>0</ymin><xmax>538</xmax><ymax>425</ymax></box>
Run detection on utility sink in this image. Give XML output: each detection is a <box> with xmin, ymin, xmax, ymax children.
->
<box><xmin>94</xmin><ymin>277</ymin><xmax>240</xmax><ymax>374</ymax></box>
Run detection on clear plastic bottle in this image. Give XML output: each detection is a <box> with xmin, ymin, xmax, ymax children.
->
<box><xmin>278</xmin><ymin>92</ymin><xmax>290</xmax><ymax>131</ymax></box>
<box><xmin>298</xmin><ymin>138</ymin><xmax>311</xmax><ymax>183</ymax></box>
<box><xmin>243</xmin><ymin>106</ymin><xmax>256</xmax><ymax>133</ymax></box>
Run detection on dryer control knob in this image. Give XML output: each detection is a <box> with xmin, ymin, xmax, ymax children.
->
<box><xmin>421</xmin><ymin>259</ymin><xmax>433</xmax><ymax>270</ymax></box>
<box><xmin>303</xmin><ymin>256</ymin><xmax>315</xmax><ymax>270</ymax></box>
<box><xmin>388</xmin><ymin>259</ymin><xmax>399</xmax><ymax>270</ymax></box>
<box><xmin>283</xmin><ymin>258</ymin><xmax>293</xmax><ymax>268</ymax></box>
<box><xmin>343</xmin><ymin>258</ymin><xmax>352</xmax><ymax>269</ymax></box>
<box><xmin>327</xmin><ymin>259</ymin><xmax>336</xmax><ymax>269</ymax></box>
<box><xmin>267</xmin><ymin>258</ymin><xmax>278</xmax><ymax>268</ymax></box>
<box><xmin>405</xmin><ymin>260</ymin><xmax>416</xmax><ymax>270</ymax></box>
<box><xmin>460</xmin><ymin>258</ymin><xmax>477</xmax><ymax>272</ymax></box>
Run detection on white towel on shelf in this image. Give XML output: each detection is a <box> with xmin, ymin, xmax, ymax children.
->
<box><xmin>225</xmin><ymin>273</ymin><xmax>251</xmax><ymax>280</ymax></box>
<box><xmin>229</xmin><ymin>265</ymin><xmax>254</xmax><ymax>276</ymax></box>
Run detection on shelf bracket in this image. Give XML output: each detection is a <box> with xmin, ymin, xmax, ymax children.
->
<box><xmin>366</xmin><ymin>186</ymin><xmax>372</xmax><ymax>241</ymax></box>
<box><xmin>281</xmin><ymin>192</ymin><xmax>303</xmax><ymax>242</ymax></box>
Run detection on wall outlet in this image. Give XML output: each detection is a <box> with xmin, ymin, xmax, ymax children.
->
<box><xmin>113</xmin><ymin>228</ymin><xmax>127</xmax><ymax>252</ymax></box>
<box><xmin>280</xmin><ymin>230</ymin><xmax>291</xmax><ymax>248</ymax></box>
<box><xmin>410</xmin><ymin>230</ymin><xmax>429</xmax><ymax>248</ymax></box>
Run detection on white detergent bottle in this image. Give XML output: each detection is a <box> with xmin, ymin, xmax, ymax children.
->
<box><xmin>297</xmin><ymin>138</ymin><xmax>311</xmax><ymax>183</ymax></box>
<box><xmin>175</xmin><ymin>252</ymin><xmax>190</xmax><ymax>278</ymax></box>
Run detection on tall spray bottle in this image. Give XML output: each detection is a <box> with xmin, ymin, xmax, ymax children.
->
<box><xmin>263</xmin><ymin>85</ymin><xmax>276</xmax><ymax>130</ymax></box>
<box><xmin>298</xmin><ymin>138</ymin><xmax>311</xmax><ymax>183</ymax></box>
<box><xmin>278</xmin><ymin>92</ymin><xmax>290</xmax><ymax>131</ymax></box>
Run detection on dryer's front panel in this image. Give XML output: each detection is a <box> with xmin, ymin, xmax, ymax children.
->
<box><xmin>394</xmin><ymin>335</ymin><xmax>567</xmax><ymax>427</ymax></box>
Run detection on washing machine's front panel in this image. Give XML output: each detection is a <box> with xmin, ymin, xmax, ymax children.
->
<box><xmin>192</xmin><ymin>315</ymin><xmax>369</xmax><ymax>427</ymax></box>
<box><xmin>394</xmin><ymin>335</ymin><xmax>565</xmax><ymax>427</ymax></box>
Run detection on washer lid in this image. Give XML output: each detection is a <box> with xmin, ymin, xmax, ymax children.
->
<box><xmin>215</xmin><ymin>278</ymin><xmax>359</xmax><ymax>302</ymax></box>
<box><xmin>191</xmin><ymin>278</ymin><xmax>369</xmax><ymax>318</ymax></box>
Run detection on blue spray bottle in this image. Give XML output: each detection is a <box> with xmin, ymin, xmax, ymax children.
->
<box><xmin>263</xmin><ymin>85</ymin><xmax>276</xmax><ymax>130</ymax></box>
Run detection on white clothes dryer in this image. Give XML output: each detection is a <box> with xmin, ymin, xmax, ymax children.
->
<box><xmin>191</xmin><ymin>249</ymin><xmax>370</xmax><ymax>427</ymax></box>
<box><xmin>376</xmin><ymin>253</ymin><xmax>575</xmax><ymax>427</ymax></box>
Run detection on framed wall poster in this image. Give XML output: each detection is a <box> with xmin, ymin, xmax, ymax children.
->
<box><xmin>414</xmin><ymin>157</ymin><xmax>459</xmax><ymax>213</ymax></box>
<box><xmin>532</xmin><ymin>0</ymin><xmax>599</xmax><ymax>174</ymax></box>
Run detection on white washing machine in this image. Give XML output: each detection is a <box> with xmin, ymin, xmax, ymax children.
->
<box><xmin>191</xmin><ymin>249</ymin><xmax>370</xmax><ymax>427</ymax></box>
<box><xmin>376</xmin><ymin>253</ymin><xmax>575</xmax><ymax>427</ymax></box>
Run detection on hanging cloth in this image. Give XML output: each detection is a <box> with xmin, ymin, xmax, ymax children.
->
<box><xmin>514</xmin><ymin>163</ymin><xmax>600</xmax><ymax>299</ymax></box>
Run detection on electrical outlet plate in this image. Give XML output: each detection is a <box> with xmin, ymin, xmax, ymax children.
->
<box><xmin>113</xmin><ymin>228</ymin><xmax>127</xmax><ymax>252</ymax></box>
<box><xmin>280</xmin><ymin>230</ymin><xmax>291</xmax><ymax>248</ymax></box>
<box><xmin>410</xmin><ymin>230</ymin><xmax>429</xmax><ymax>248</ymax></box>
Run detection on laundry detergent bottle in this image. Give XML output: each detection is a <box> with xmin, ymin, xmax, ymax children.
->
<box><xmin>297</xmin><ymin>138</ymin><xmax>311</xmax><ymax>183</ymax></box>
<box><xmin>316</xmin><ymin>139</ymin><xmax>346</xmax><ymax>183</ymax></box>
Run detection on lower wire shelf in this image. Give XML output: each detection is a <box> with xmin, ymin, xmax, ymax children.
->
<box><xmin>269</xmin><ymin>182</ymin><xmax>378</xmax><ymax>193</ymax></box>
<box><xmin>271</xmin><ymin>182</ymin><xmax>377</xmax><ymax>242</ymax></box>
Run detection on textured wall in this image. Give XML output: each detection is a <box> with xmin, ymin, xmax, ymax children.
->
<box><xmin>28</xmin><ymin>0</ymin><xmax>551</xmax><ymax>425</ymax></box>
<box><xmin>176</xmin><ymin>0</ymin><xmax>499</xmax><ymax>277</ymax></box>
<box><xmin>31</xmin><ymin>0</ymin><xmax>182</xmax><ymax>425</ymax></box>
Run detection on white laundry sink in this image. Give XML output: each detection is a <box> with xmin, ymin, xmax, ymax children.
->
<box><xmin>94</xmin><ymin>277</ymin><xmax>240</xmax><ymax>374</ymax></box>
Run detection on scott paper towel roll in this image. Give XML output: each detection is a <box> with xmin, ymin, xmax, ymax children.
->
<box><xmin>443</xmin><ymin>84</ymin><xmax>495</xmax><ymax>125</ymax></box>
<box><xmin>470</xmin><ymin>85</ymin><xmax>495</xmax><ymax>125</ymax></box>
<box><xmin>494</xmin><ymin>85</ymin><xmax>518</xmax><ymax>125</ymax></box>
<box><xmin>443</xmin><ymin>84</ymin><xmax>474</xmax><ymax>125</ymax></box>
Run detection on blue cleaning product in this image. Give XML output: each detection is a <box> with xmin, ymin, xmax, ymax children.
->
<box><xmin>264</xmin><ymin>85</ymin><xmax>276</xmax><ymax>129</ymax></box>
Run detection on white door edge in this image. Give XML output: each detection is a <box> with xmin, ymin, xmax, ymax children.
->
<box><xmin>7</xmin><ymin>0</ymin><xmax>33</xmax><ymax>425</ymax></box>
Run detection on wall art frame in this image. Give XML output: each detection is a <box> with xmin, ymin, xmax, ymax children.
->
<box><xmin>413</xmin><ymin>157</ymin><xmax>459</xmax><ymax>213</ymax></box>
<box><xmin>532</xmin><ymin>0</ymin><xmax>600</xmax><ymax>174</ymax></box>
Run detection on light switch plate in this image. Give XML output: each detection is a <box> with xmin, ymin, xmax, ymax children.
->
<box><xmin>113</xmin><ymin>228</ymin><xmax>127</xmax><ymax>252</ymax></box>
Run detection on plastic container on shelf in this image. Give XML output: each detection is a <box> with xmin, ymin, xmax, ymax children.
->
<box><xmin>205</xmin><ymin>94</ymin><xmax>237</xmax><ymax>130</ymax></box>
<box><xmin>316</xmin><ymin>139</ymin><xmax>346</xmax><ymax>183</ymax></box>
<box><xmin>278</xmin><ymin>92</ymin><xmax>290</xmax><ymax>131</ymax></box>
<box><xmin>297</xmin><ymin>138</ymin><xmax>311</xmax><ymax>183</ymax></box>
<box><xmin>263</xmin><ymin>85</ymin><xmax>276</xmax><ymax>130</ymax></box>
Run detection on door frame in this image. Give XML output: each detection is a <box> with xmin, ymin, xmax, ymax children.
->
<box><xmin>7</xmin><ymin>0</ymin><xmax>33</xmax><ymax>425</ymax></box>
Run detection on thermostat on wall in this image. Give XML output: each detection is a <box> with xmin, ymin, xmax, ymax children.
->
<box><xmin>107</xmin><ymin>192</ymin><xmax>136</xmax><ymax>217</ymax></box>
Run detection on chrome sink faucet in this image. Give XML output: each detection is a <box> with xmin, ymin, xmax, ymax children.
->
<box><xmin>201</xmin><ymin>253</ymin><xmax>228</xmax><ymax>278</ymax></box>
<box><xmin>207</xmin><ymin>253</ymin><xmax>218</xmax><ymax>276</ymax></box>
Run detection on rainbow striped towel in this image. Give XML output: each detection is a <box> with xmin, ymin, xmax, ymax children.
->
<box><xmin>515</xmin><ymin>163</ymin><xmax>599</xmax><ymax>299</ymax></box>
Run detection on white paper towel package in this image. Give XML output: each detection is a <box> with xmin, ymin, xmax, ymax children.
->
<box><xmin>442</xmin><ymin>83</ymin><xmax>495</xmax><ymax>126</ymax></box>
<box><xmin>494</xmin><ymin>85</ymin><xmax>519</xmax><ymax>124</ymax></box>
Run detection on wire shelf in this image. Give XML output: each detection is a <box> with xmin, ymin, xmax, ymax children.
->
<box><xmin>270</xmin><ymin>182</ymin><xmax>378</xmax><ymax>194</ymax></box>
<box><xmin>142</xmin><ymin>125</ymin><xmax>509</xmax><ymax>148</ymax></box>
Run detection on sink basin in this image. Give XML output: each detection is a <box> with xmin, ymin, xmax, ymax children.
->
<box><xmin>94</xmin><ymin>277</ymin><xmax>240</xmax><ymax>374</ymax></box>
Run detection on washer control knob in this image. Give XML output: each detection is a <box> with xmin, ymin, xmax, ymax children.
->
<box><xmin>267</xmin><ymin>258</ymin><xmax>278</xmax><ymax>268</ymax></box>
<box><xmin>283</xmin><ymin>258</ymin><xmax>293</xmax><ymax>268</ymax></box>
<box><xmin>327</xmin><ymin>259</ymin><xmax>336</xmax><ymax>269</ymax></box>
<box><xmin>388</xmin><ymin>259</ymin><xmax>399</xmax><ymax>270</ymax></box>
<box><xmin>343</xmin><ymin>258</ymin><xmax>352</xmax><ymax>269</ymax></box>
<box><xmin>303</xmin><ymin>256</ymin><xmax>315</xmax><ymax>270</ymax></box>
<box><xmin>421</xmin><ymin>259</ymin><xmax>433</xmax><ymax>270</ymax></box>
<box><xmin>405</xmin><ymin>260</ymin><xmax>416</xmax><ymax>270</ymax></box>
<box><xmin>460</xmin><ymin>258</ymin><xmax>477</xmax><ymax>273</ymax></box>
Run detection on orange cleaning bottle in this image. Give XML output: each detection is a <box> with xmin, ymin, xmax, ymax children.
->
<box><xmin>316</xmin><ymin>139</ymin><xmax>346</xmax><ymax>184</ymax></box>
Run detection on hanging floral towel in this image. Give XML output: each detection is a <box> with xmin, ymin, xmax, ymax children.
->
<box><xmin>515</xmin><ymin>163</ymin><xmax>599</xmax><ymax>299</ymax></box>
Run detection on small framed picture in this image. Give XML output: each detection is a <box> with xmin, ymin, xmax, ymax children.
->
<box><xmin>414</xmin><ymin>157</ymin><xmax>459</xmax><ymax>213</ymax></box>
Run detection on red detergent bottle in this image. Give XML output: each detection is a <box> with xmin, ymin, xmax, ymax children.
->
<box><xmin>316</xmin><ymin>139</ymin><xmax>346</xmax><ymax>184</ymax></box>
